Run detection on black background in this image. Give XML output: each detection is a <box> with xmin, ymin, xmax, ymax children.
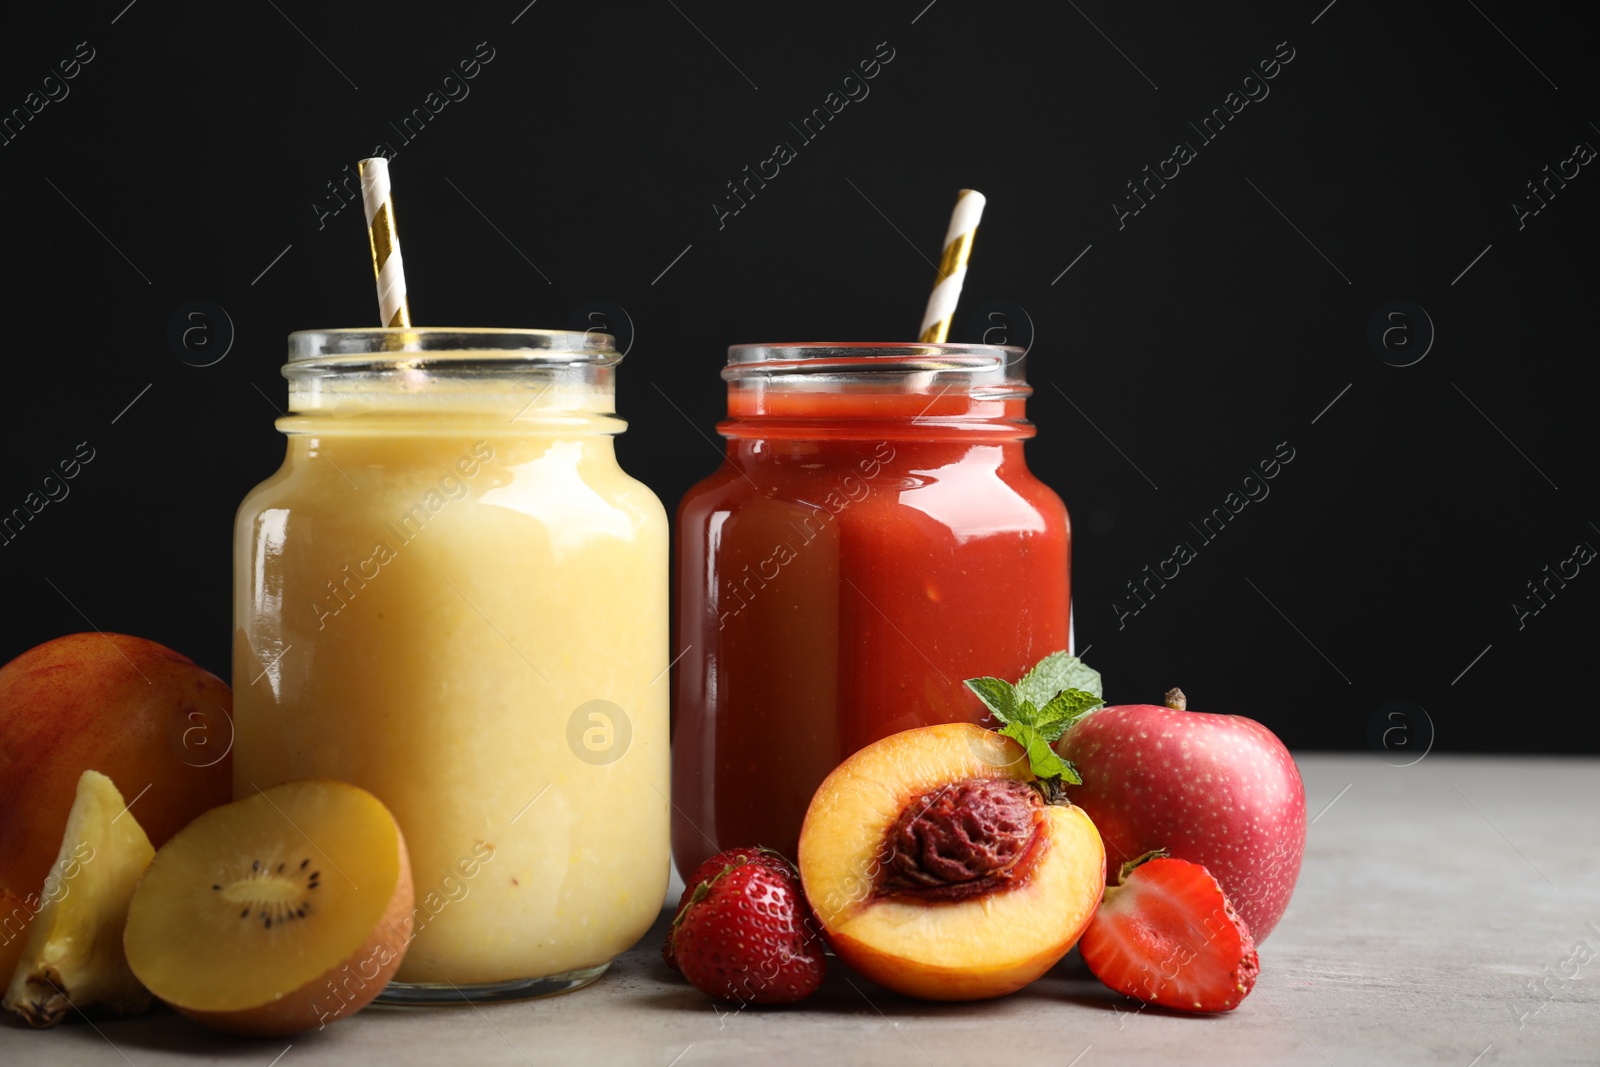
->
<box><xmin>1</xmin><ymin>1</ymin><xmax>1594</xmax><ymax>753</ymax></box>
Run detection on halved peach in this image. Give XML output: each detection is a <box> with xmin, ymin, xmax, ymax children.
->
<box><xmin>799</xmin><ymin>723</ymin><xmax>1104</xmax><ymax>1001</ymax></box>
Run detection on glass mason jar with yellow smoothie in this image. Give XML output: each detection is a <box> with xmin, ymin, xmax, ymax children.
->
<box><xmin>233</xmin><ymin>328</ymin><xmax>668</xmax><ymax>1002</ymax></box>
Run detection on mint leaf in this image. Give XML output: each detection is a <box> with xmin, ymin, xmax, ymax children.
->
<box><xmin>964</xmin><ymin>677</ymin><xmax>1020</xmax><ymax>723</ymax></box>
<box><xmin>1034</xmin><ymin>687</ymin><xmax>1104</xmax><ymax>739</ymax></box>
<box><xmin>998</xmin><ymin>721</ymin><xmax>1083</xmax><ymax>785</ymax></box>
<box><xmin>1016</xmin><ymin>651</ymin><xmax>1103</xmax><ymax>707</ymax></box>
<box><xmin>965</xmin><ymin>654</ymin><xmax>1103</xmax><ymax>783</ymax></box>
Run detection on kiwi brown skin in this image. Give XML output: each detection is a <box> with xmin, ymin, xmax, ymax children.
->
<box><xmin>163</xmin><ymin>825</ymin><xmax>414</xmax><ymax>1036</ymax></box>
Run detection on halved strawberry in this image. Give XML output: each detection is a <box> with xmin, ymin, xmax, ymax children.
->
<box><xmin>663</xmin><ymin>847</ymin><xmax>796</xmax><ymax>971</ymax></box>
<box><xmin>1079</xmin><ymin>854</ymin><xmax>1260</xmax><ymax>1012</ymax></box>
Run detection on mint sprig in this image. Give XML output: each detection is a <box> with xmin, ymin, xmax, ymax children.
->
<box><xmin>964</xmin><ymin>677</ymin><xmax>1020</xmax><ymax>721</ymax></box>
<box><xmin>964</xmin><ymin>652</ymin><xmax>1104</xmax><ymax>784</ymax></box>
<box><xmin>1017</xmin><ymin>651</ymin><xmax>1103</xmax><ymax>705</ymax></box>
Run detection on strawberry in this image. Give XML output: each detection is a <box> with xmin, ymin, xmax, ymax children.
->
<box><xmin>1079</xmin><ymin>854</ymin><xmax>1260</xmax><ymax>1013</ymax></box>
<box><xmin>666</xmin><ymin>851</ymin><xmax>825</xmax><ymax>1004</ymax></box>
<box><xmin>663</xmin><ymin>846</ymin><xmax>795</xmax><ymax>971</ymax></box>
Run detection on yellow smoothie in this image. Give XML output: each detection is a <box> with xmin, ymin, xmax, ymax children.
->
<box><xmin>234</xmin><ymin>346</ymin><xmax>669</xmax><ymax>989</ymax></box>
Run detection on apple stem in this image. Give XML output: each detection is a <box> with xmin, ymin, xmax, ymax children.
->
<box><xmin>1163</xmin><ymin>688</ymin><xmax>1187</xmax><ymax>711</ymax></box>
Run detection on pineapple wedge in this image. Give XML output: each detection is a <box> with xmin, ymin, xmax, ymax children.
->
<box><xmin>3</xmin><ymin>770</ymin><xmax>155</xmax><ymax>1027</ymax></box>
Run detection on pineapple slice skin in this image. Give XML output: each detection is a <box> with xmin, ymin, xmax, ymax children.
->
<box><xmin>2</xmin><ymin>770</ymin><xmax>156</xmax><ymax>1028</ymax></box>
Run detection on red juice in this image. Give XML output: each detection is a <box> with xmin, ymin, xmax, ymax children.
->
<box><xmin>671</xmin><ymin>345</ymin><xmax>1070</xmax><ymax>876</ymax></box>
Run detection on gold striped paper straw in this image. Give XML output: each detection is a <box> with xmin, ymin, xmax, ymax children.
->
<box><xmin>918</xmin><ymin>189</ymin><xmax>986</xmax><ymax>343</ymax></box>
<box><xmin>357</xmin><ymin>157</ymin><xmax>411</xmax><ymax>328</ymax></box>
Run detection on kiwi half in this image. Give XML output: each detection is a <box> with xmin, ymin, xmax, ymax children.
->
<box><xmin>123</xmin><ymin>779</ymin><xmax>413</xmax><ymax>1035</ymax></box>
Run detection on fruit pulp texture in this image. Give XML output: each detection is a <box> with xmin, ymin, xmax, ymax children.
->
<box><xmin>234</xmin><ymin>405</ymin><xmax>670</xmax><ymax>984</ymax></box>
<box><xmin>673</xmin><ymin>389</ymin><xmax>1070</xmax><ymax>876</ymax></box>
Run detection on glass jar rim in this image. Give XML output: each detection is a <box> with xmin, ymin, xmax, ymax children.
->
<box><xmin>727</xmin><ymin>341</ymin><xmax>1021</xmax><ymax>367</ymax></box>
<box><xmin>722</xmin><ymin>342</ymin><xmax>1027</xmax><ymax>390</ymax></box>
<box><xmin>287</xmin><ymin>327</ymin><xmax>620</xmax><ymax>366</ymax></box>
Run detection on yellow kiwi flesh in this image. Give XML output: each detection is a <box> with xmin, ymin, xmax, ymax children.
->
<box><xmin>123</xmin><ymin>779</ymin><xmax>412</xmax><ymax>1035</ymax></box>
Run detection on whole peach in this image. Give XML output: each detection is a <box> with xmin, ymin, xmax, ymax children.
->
<box><xmin>0</xmin><ymin>633</ymin><xmax>233</xmax><ymax>974</ymax></box>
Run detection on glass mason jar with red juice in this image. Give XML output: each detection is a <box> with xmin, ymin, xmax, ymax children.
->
<box><xmin>672</xmin><ymin>343</ymin><xmax>1071</xmax><ymax>876</ymax></box>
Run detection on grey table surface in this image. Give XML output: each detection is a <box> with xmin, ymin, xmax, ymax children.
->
<box><xmin>3</xmin><ymin>754</ymin><xmax>1597</xmax><ymax>1066</ymax></box>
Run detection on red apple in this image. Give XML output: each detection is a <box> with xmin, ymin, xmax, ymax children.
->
<box><xmin>1057</xmin><ymin>688</ymin><xmax>1304</xmax><ymax>942</ymax></box>
<box><xmin>0</xmin><ymin>633</ymin><xmax>234</xmax><ymax>980</ymax></box>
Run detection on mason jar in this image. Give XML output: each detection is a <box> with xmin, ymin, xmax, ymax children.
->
<box><xmin>671</xmin><ymin>343</ymin><xmax>1071</xmax><ymax>877</ymax></box>
<box><xmin>234</xmin><ymin>328</ymin><xmax>668</xmax><ymax>1002</ymax></box>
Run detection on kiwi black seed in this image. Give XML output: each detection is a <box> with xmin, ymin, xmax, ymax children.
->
<box><xmin>220</xmin><ymin>856</ymin><xmax>321</xmax><ymax>927</ymax></box>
